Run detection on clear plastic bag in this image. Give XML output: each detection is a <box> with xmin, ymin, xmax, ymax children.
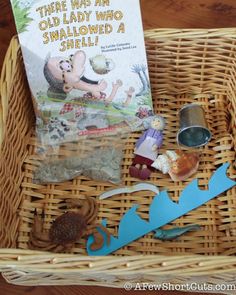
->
<box><xmin>33</xmin><ymin>133</ymin><xmax>127</xmax><ymax>184</ymax></box>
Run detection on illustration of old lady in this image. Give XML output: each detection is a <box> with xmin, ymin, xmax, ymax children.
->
<box><xmin>44</xmin><ymin>50</ymin><xmax>122</xmax><ymax>102</ymax></box>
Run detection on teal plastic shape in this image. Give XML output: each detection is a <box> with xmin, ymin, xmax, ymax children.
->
<box><xmin>87</xmin><ymin>163</ymin><xmax>236</xmax><ymax>256</ymax></box>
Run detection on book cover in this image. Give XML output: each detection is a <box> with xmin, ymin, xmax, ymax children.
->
<box><xmin>11</xmin><ymin>0</ymin><xmax>153</xmax><ymax>144</ymax></box>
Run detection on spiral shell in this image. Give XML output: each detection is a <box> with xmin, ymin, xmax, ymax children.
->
<box><xmin>152</xmin><ymin>154</ymin><xmax>171</xmax><ymax>174</ymax></box>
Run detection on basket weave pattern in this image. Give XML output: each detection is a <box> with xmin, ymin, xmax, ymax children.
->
<box><xmin>0</xmin><ymin>29</ymin><xmax>236</xmax><ymax>291</ymax></box>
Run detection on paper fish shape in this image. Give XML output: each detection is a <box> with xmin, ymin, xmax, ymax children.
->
<box><xmin>87</xmin><ymin>163</ymin><xmax>236</xmax><ymax>255</ymax></box>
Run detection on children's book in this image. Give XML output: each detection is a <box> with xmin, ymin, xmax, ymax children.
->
<box><xmin>11</xmin><ymin>0</ymin><xmax>153</xmax><ymax>144</ymax></box>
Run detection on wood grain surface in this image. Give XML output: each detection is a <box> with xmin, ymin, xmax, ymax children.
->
<box><xmin>0</xmin><ymin>0</ymin><xmax>236</xmax><ymax>294</ymax></box>
<box><xmin>0</xmin><ymin>274</ymin><xmax>220</xmax><ymax>295</ymax></box>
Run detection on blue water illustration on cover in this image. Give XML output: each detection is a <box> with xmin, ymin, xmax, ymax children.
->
<box><xmin>87</xmin><ymin>163</ymin><xmax>236</xmax><ymax>256</ymax></box>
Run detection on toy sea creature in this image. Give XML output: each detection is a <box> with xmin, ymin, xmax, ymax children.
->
<box><xmin>153</xmin><ymin>225</ymin><xmax>201</xmax><ymax>241</ymax></box>
<box><xmin>152</xmin><ymin>150</ymin><xmax>200</xmax><ymax>181</ymax></box>
<box><xmin>129</xmin><ymin>115</ymin><xmax>165</xmax><ymax>180</ymax></box>
<box><xmin>28</xmin><ymin>197</ymin><xmax>111</xmax><ymax>253</ymax></box>
<box><xmin>87</xmin><ymin>163</ymin><xmax>235</xmax><ymax>256</ymax></box>
<box><xmin>90</xmin><ymin>54</ymin><xmax>115</xmax><ymax>75</ymax></box>
<box><xmin>99</xmin><ymin>183</ymin><xmax>159</xmax><ymax>200</ymax></box>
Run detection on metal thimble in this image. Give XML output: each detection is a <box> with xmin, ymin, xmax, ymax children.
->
<box><xmin>177</xmin><ymin>103</ymin><xmax>211</xmax><ymax>148</ymax></box>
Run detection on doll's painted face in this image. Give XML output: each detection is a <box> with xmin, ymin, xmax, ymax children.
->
<box><xmin>151</xmin><ymin>116</ymin><xmax>165</xmax><ymax>131</ymax></box>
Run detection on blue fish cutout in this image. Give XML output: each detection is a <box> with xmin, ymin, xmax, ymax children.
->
<box><xmin>87</xmin><ymin>163</ymin><xmax>235</xmax><ymax>256</ymax></box>
<box><xmin>153</xmin><ymin>225</ymin><xmax>201</xmax><ymax>241</ymax></box>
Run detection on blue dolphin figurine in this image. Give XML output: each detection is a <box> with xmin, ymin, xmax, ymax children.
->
<box><xmin>153</xmin><ymin>225</ymin><xmax>201</xmax><ymax>241</ymax></box>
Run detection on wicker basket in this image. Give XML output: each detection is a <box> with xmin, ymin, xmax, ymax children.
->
<box><xmin>0</xmin><ymin>29</ymin><xmax>236</xmax><ymax>293</ymax></box>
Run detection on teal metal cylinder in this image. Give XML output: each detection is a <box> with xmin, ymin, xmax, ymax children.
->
<box><xmin>177</xmin><ymin>104</ymin><xmax>211</xmax><ymax>148</ymax></box>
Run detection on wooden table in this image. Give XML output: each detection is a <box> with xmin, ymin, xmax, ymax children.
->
<box><xmin>1</xmin><ymin>0</ymin><xmax>236</xmax><ymax>294</ymax></box>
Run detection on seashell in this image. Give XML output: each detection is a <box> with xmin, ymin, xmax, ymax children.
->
<box><xmin>89</xmin><ymin>55</ymin><xmax>115</xmax><ymax>75</ymax></box>
<box><xmin>152</xmin><ymin>154</ymin><xmax>172</xmax><ymax>174</ymax></box>
<box><xmin>169</xmin><ymin>151</ymin><xmax>199</xmax><ymax>182</ymax></box>
<box><xmin>166</xmin><ymin>150</ymin><xmax>179</xmax><ymax>162</ymax></box>
<box><xmin>152</xmin><ymin>150</ymin><xmax>200</xmax><ymax>181</ymax></box>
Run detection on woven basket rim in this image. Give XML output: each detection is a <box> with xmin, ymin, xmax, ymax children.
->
<box><xmin>144</xmin><ymin>27</ymin><xmax>236</xmax><ymax>37</ymax></box>
<box><xmin>1</xmin><ymin>249</ymin><xmax>236</xmax><ymax>275</ymax></box>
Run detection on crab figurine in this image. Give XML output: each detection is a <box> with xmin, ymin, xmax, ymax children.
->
<box><xmin>28</xmin><ymin>197</ymin><xmax>111</xmax><ymax>253</ymax></box>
